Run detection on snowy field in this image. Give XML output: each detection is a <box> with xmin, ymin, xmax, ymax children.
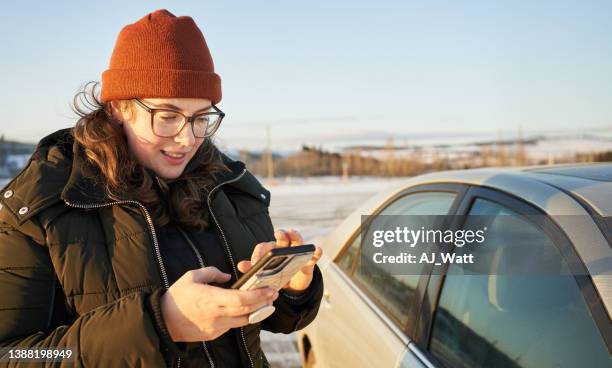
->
<box><xmin>265</xmin><ymin>176</ymin><xmax>406</xmax><ymax>240</ymax></box>
<box><xmin>261</xmin><ymin>176</ymin><xmax>405</xmax><ymax>367</ymax></box>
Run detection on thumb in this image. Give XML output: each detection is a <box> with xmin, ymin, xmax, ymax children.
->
<box><xmin>237</xmin><ymin>260</ymin><xmax>252</xmax><ymax>274</ymax></box>
<box><xmin>191</xmin><ymin>267</ymin><xmax>231</xmax><ymax>284</ymax></box>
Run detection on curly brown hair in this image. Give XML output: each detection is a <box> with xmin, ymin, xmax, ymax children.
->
<box><xmin>70</xmin><ymin>81</ymin><xmax>231</xmax><ymax>230</ymax></box>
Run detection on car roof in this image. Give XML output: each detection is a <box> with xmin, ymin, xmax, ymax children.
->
<box><xmin>527</xmin><ymin>163</ymin><xmax>612</xmax><ymax>182</ymax></box>
<box><xmin>426</xmin><ymin>162</ymin><xmax>612</xmax><ymax>217</ymax></box>
<box><xmin>322</xmin><ymin>163</ymin><xmax>612</xmax><ymax>319</ymax></box>
<box><xmin>524</xmin><ymin>163</ymin><xmax>612</xmax><ymax>217</ymax></box>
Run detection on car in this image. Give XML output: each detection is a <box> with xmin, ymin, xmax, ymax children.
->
<box><xmin>297</xmin><ymin>163</ymin><xmax>612</xmax><ymax>368</ymax></box>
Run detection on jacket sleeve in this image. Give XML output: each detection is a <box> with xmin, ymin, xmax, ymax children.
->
<box><xmin>231</xmin><ymin>180</ymin><xmax>325</xmax><ymax>334</ymax></box>
<box><xmin>252</xmin><ymin>204</ymin><xmax>325</xmax><ymax>334</ymax></box>
<box><xmin>261</xmin><ymin>264</ymin><xmax>324</xmax><ymax>334</ymax></box>
<box><xmin>0</xmin><ymin>223</ymin><xmax>178</xmax><ymax>367</ymax></box>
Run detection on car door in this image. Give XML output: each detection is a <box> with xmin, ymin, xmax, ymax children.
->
<box><xmin>313</xmin><ymin>184</ymin><xmax>466</xmax><ymax>368</ymax></box>
<box><xmin>411</xmin><ymin>187</ymin><xmax>611</xmax><ymax>368</ymax></box>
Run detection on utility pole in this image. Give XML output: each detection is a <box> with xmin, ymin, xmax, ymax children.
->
<box><xmin>516</xmin><ymin>125</ymin><xmax>526</xmax><ymax>166</ymax></box>
<box><xmin>497</xmin><ymin>128</ymin><xmax>506</xmax><ymax>166</ymax></box>
<box><xmin>342</xmin><ymin>157</ymin><xmax>349</xmax><ymax>185</ymax></box>
<box><xmin>385</xmin><ymin>137</ymin><xmax>395</xmax><ymax>176</ymax></box>
<box><xmin>265</xmin><ymin>124</ymin><xmax>274</xmax><ymax>182</ymax></box>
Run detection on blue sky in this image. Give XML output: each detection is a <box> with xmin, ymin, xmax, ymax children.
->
<box><xmin>1</xmin><ymin>1</ymin><xmax>611</xmax><ymax>150</ymax></box>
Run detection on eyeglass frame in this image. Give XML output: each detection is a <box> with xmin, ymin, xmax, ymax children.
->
<box><xmin>132</xmin><ymin>98</ymin><xmax>225</xmax><ymax>138</ymax></box>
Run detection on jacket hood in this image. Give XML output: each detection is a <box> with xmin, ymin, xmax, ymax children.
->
<box><xmin>0</xmin><ymin>128</ymin><xmax>270</xmax><ymax>226</ymax></box>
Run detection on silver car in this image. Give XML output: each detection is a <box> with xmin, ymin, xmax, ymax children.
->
<box><xmin>297</xmin><ymin>163</ymin><xmax>612</xmax><ymax>368</ymax></box>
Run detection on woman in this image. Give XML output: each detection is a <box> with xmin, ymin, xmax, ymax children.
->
<box><xmin>0</xmin><ymin>9</ymin><xmax>323</xmax><ymax>368</ymax></box>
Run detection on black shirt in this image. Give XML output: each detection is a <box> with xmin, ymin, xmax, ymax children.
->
<box><xmin>156</xmin><ymin>224</ymin><xmax>244</xmax><ymax>367</ymax></box>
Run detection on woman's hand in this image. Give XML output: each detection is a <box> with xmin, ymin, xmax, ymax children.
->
<box><xmin>237</xmin><ymin>229</ymin><xmax>323</xmax><ymax>292</ymax></box>
<box><xmin>160</xmin><ymin>267</ymin><xmax>278</xmax><ymax>342</ymax></box>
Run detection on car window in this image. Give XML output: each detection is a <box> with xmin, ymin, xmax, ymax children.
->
<box><xmin>429</xmin><ymin>198</ymin><xmax>610</xmax><ymax>368</ymax></box>
<box><xmin>337</xmin><ymin>191</ymin><xmax>457</xmax><ymax>327</ymax></box>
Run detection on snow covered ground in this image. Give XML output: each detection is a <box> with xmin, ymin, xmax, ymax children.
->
<box><xmin>265</xmin><ymin>176</ymin><xmax>406</xmax><ymax>240</ymax></box>
<box><xmin>356</xmin><ymin>136</ymin><xmax>612</xmax><ymax>164</ymax></box>
<box><xmin>260</xmin><ymin>176</ymin><xmax>404</xmax><ymax>367</ymax></box>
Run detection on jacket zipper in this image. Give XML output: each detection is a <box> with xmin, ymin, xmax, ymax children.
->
<box><xmin>64</xmin><ymin>199</ymin><xmax>186</xmax><ymax>368</ymax></box>
<box><xmin>206</xmin><ymin>168</ymin><xmax>255</xmax><ymax>368</ymax></box>
<box><xmin>177</xmin><ymin>227</ymin><xmax>217</xmax><ymax>368</ymax></box>
<box><xmin>64</xmin><ymin>167</ymin><xmax>255</xmax><ymax>368</ymax></box>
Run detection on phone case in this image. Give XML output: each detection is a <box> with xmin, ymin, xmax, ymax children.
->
<box><xmin>239</xmin><ymin>253</ymin><xmax>313</xmax><ymax>291</ymax></box>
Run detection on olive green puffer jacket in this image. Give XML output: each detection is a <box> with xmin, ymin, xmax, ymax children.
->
<box><xmin>0</xmin><ymin>128</ymin><xmax>323</xmax><ymax>367</ymax></box>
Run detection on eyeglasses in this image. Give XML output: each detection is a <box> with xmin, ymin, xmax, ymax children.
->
<box><xmin>133</xmin><ymin>98</ymin><xmax>225</xmax><ymax>138</ymax></box>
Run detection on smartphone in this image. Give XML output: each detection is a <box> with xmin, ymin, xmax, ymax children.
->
<box><xmin>232</xmin><ymin>244</ymin><xmax>315</xmax><ymax>290</ymax></box>
<box><xmin>232</xmin><ymin>244</ymin><xmax>315</xmax><ymax>324</ymax></box>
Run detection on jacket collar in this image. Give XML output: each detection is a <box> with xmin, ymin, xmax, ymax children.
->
<box><xmin>61</xmin><ymin>139</ymin><xmax>108</xmax><ymax>204</ymax></box>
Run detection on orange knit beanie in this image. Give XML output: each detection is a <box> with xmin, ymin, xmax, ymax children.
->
<box><xmin>101</xmin><ymin>9</ymin><xmax>221</xmax><ymax>103</ymax></box>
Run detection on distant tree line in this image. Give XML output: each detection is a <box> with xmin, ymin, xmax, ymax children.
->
<box><xmin>246</xmin><ymin>144</ymin><xmax>612</xmax><ymax>178</ymax></box>
<box><xmin>0</xmin><ymin>135</ymin><xmax>36</xmax><ymax>157</ymax></box>
<box><xmin>0</xmin><ymin>136</ymin><xmax>37</xmax><ymax>178</ymax></box>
